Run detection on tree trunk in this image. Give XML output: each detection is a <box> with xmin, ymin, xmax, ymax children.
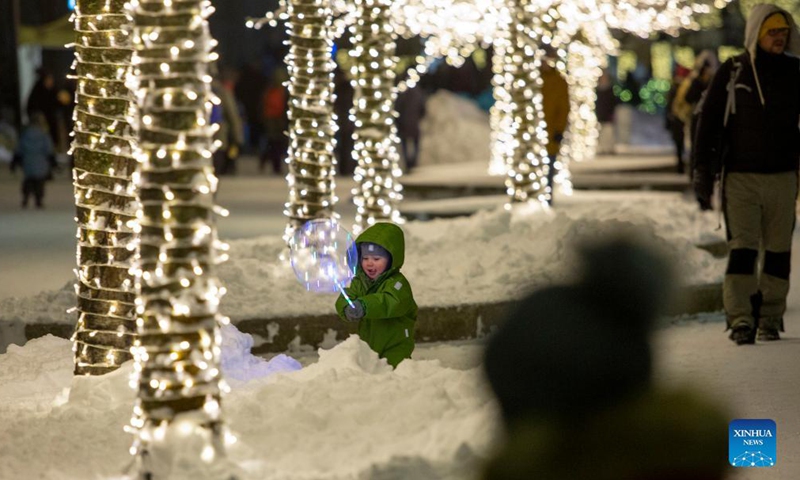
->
<box><xmin>349</xmin><ymin>0</ymin><xmax>403</xmax><ymax>233</ymax></box>
<box><xmin>283</xmin><ymin>0</ymin><xmax>339</xmax><ymax>239</ymax></box>
<box><xmin>128</xmin><ymin>1</ymin><xmax>235</xmax><ymax>477</ymax></box>
<box><xmin>71</xmin><ymin>0</ymin><xmax>138</xmax><ymax>376</ymax></box>
<box><xmin>490</xmin><ymin>0</ymin><xmax>550</xmax><ymax>205</ymax></box>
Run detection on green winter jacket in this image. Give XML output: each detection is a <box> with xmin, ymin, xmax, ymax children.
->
<box><xmin>336</xmin><ymin>223</ymin><xmax>418</xmax><ymax>367</ymax></box>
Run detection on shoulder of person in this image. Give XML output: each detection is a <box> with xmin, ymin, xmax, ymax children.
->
<box><xmin>378</xmin><ymin>271</ymin><xmax>413</xmax><ymax>291</ymax></box>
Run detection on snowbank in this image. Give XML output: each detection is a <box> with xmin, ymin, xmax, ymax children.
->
<box><xmin>0</xmin><ymin>332</ymin><xmax>498</xmax><ymax>480</ymax></box>
<box><xmin>418</xmin><ymin>90</ymin><xmax>491</xmax><ymax>167</ymax></box>
<box><xmin>0</xmin><ymin>192</ymin><xmax>725</xmax><ymax>327</ymax></box>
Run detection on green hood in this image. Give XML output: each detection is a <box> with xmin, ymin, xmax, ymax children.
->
<box><xmin>356</xmin><ymin>223</ymin><xmax>406</xmax><ymax>271</ymax></box>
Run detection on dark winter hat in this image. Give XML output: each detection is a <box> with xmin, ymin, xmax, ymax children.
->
<box><xmin>360</xmin><ymin>242</ymin><xmax>391</xmax><ymax>260</ymax></box>
<box><xmin>483</xmin><ymin>236</ymin><xmax>675</xmax><ymax>425</ymax></box>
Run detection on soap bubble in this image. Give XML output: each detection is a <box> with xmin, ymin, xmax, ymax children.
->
<box><xmin>288</xmin><ymin>219</ymin><xmax>358</xmax><ymax>294</ymax></box>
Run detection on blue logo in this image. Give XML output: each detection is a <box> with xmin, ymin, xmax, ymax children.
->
<box><xmin>729</xmin><ymin>419</ymin><xmax>776</xmax><ymax>467</ymax></box>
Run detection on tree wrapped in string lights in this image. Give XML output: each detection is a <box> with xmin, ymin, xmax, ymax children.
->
<box><xmin>248</xmin><ymin>0</ymin><xmax>340</xmax><ymax>240</ymax></box>
<box><xmin>491</xmin><ymin>0</ymin><xmax>551</xmax><ymax>204</ymax></box>
<box><xmin>348</xmin><ymin>0</ymin><xmax>404</xmax><ymax>232</ymax></box>
<box><xmin>70</xmin><ymin>0</ymin><xmax>139</xmax><ymax>376</ymax></box>
<box><xmin>127</xmin><ymin>0</ymin><xmax>237</xmax><ymax>476</ymax></box>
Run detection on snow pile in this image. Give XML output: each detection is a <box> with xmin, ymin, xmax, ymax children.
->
<box><xmin>220</xmin><ymin>323</ymin><xmax>302</xmax><ymax>382</ymax></box>
<box><xmin>0</xmin><ymin>193</ymin><xmax>725</xmax><ymax>325</ymax></box>
<box><xmin>418</xmin><ymin>90</ymin><xmax>491</xmax><ymax>167</ymax></box>
<box><xmin>0</xmin><ymin>333</ymin><xmax>499</xmax><ymax>480</ymax></box>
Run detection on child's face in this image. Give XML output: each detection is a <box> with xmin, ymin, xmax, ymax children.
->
<box><xmin>361</xmin><ymin>254</ymin><xmax>389</xmax><ymax>280</ymax></box>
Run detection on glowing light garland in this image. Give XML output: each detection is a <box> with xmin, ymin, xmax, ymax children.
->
<box><xmin>491</xmin><ymin>1</ymin><xmax>552</xmax><ymax>204</ymax></box>
<box><xmin>69</xmin><ymin>0</ymin><xmax>139</xmax><ymax>376</ymax></box>
<box><xmin>248</xmin><ymin>0</ymin><xmax>340</xmax><ymax>241</ymax></box>
<box><xmin>282</xmin><ymin>0</ymin><xmax>340</xmax><ymax>238</ymax></box>
<box><xmin>554</xmin><ymin>40</ymin><xmax>605</xmax><ymax>194</ymax></box>
<box><xmin>348</xmin><ymin>0</ymin><xmax>404</xmax><ymax>232</ymax></box>
<box><xmin>248</xmin><ymin>0</ymin><xmax>730</xmax><ymax>209</ymax></box>
<box><xmin>126</xmin><ymin>0</ymin><xmax>236</xmax><ymax>476</ymax></box>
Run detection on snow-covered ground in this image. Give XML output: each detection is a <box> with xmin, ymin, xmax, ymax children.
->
<box><xmin>1</xmin><ymin>310</ymin><xmax>799</xmax><ymax>480</ymax></box>
<box><xmin>0</xmin><ymin>189</ymin><xmax>725</xmax><ymax>329</ymax></box>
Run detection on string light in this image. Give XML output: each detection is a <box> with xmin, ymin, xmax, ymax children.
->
<box><xmin>248</xmin><ymin>0</ymin><xmax>730</xmax><ymax>210</ymax></box>
<box><xmin>249</xmin><ymin>0</ymin><xmax>340</xmax><ymax>241</ymax></box>
<box><xmin>69</xmin><ymin>0</ymin><xmax>139</xmax><ymax>376</ymax></box>
<box><xmin>348</xmin><ymin>0</ymin><xmax>404</xmax><ymax>233</ymax></box>
<box><xmin>127</xmin><ymin>0</ymin><xmax>235</xmax><ymax>476</ymax></box>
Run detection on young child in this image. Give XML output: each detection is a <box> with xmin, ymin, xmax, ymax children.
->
<box><xmin>13</xmin><ymin>111</ymin><xmax>55</xmax><ymax>209</ymax></box>
<box><xmin>335</xmin><ymin>222</ymin><xmax>417</xmax><ymax>367</ymax></box>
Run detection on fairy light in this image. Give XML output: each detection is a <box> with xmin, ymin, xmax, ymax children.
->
<box><xmin>69</xmin><ymin>0</ymin><xmax>139</xmax><ymax>376</ymax></box>
<box><xmin>247</xmin><ymin>0</ymin><xmax>730</xmax><ymax>210</ymax></box>
<box><xmin>127</xmin><ymin>0</ymin><xmax>235</xmax><ymax>475</ymax></box>
<box><xmin>595</xmin><ymin>0</ymin><xmax>728</xmax><ymax>37</ymax></box>
<box><xmin>348</xmin><ymin>0</ymin><xmax>404</xmax><ymax>233</ymax></box>
<box><xmin>554</xmin><ymin>38</ymin><xmax>609</xmax><ymax>192</ymax></box>
<box><xmin>489</xmin><ymin>1</ymin><xmax>552</xmax><ymax>204</ymax></box>
<box><xmin>249</xmin><ymin>0</ymin><xmax>340</xmax><ymax>241</ymax></box>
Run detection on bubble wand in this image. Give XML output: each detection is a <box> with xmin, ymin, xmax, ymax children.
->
<box><xmin>336</xmin><ymin>281</ymin><xmax>355</xmax><ymax>308</ymax></box>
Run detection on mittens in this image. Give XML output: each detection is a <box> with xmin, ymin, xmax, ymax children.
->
<box><xmin>344</xmin><ymin>301</ymin><xmax>365</xmax><ymax>322</ymax></box>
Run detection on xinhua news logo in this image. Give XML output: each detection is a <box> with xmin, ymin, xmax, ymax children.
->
<box><xmin>729</xmin><ymin>419</ymin><xmax>776</xmax><ymax>467</ymax></box>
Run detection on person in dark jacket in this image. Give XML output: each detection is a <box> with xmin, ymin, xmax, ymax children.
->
<box><xmin>482</xmin><ymin>237</ymin><xmax>730</xmax><ymax>480</ymax></box>
<box><xmin>694</xmin><ymin>4</ymin><xmax>800</xmax><ymax>345</ymax></box>
<box><xmin>13</xmin><ymin>112</ymin><xmax>56</xmax><ymax>208</ymax></box>
<box><xmin>335</xmin><ymin>223</ymin><xmax>417</xmax><ymax>367</ymax></box>
<box><xmin>26</xmin><ymin>69</ymin><xmax>62</xmax><ymax>151</ymax></box>
<box><xmin>665</xmin><ymin>66</ymin><xmax>690</xmax><ymax>173</ymax></box>
<box><xmin>674</xmin><ymin>50</ymin><xmax>718</xmax><ymax>173</ymax></box>
<box><xmin>594</xmin><ymin>70</ymin><xmax>617</xmax><ymax>155</ymax></box>
<box><xmin>395</xmin><ymin>85</ymin><xmax>426</xmax><ymax>172</ymax></box>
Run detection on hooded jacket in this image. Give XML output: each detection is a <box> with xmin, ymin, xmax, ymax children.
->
<box><xmin>335</xmin><ymin>223</ymin><xmax>417</xmax><ymax>367</ymax></box>
<box><xmin>694</xmin><ymin>5</ymin><xmax>800</xmax><ymax>175</ymax></box>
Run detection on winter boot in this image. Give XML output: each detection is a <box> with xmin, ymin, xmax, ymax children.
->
<box><xmin>757</xmin><ymin>318</ymin><xmax>783</xmax><ymax>342</ymax></box>
<box><xmin>729</xmin><ymin>325</ymin><xmax>756</xmax><ymax>345</ymax></box>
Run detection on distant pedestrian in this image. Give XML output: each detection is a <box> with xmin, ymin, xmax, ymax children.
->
<box><xmin>694</xmin><ymin>4</ymin><xmax>800</xmax><ymax>344</ymax></box>
<box><xmin>26</xmin><ymin>69</ymin><xmax>62</xmax><ymax>151</ymax></box>
<box><xmin>211</xmin><ymin>79</ymin><xmax>244</xmax><ymax>176</ymax></box>
<box><xmin>482</xmin><ymin>237</ymin><xmax>730</xmax><ymax>480</ymax></box>
<box><xmin>395</xmin><ymin>85</ymin><xmax>426</xmax><ymax>172</ymax></box>
<box><xmin>674</xmin><ymin>50</ymin><xmax>718</xmax><ymax>173</ymax></box>
<box><xmin>234</xmin><ymin>62</ymin><xmax>267</xmax><ymax>155</ymax></box>
<box><xmin>594</xmin><ymin>70</ymin><xmax>617</xmax><ymax>155</ymax></box>
<box><xmin>13</xmin><ymin>112</ymin><xmax>56</xmax><ymax>209</ymax></box>
<box><xmin>540</xmin><ymin>48</ymin><xmax>570</xmax><ymax>205</ymax></box>
<box><xmin>665</xmin><ymin>65</ymin><xmax>690</xmax><ymax>173</ymax></box>
<box><xmin>260</xmin><ymin>69</ymin><xmax>289</xmax><ymax>175</ymax></box>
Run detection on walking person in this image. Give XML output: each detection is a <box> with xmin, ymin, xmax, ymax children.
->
<box><xmin>395</xmin><ymin>85</ymin><xmax>426</xmax><ymax>173</ymax></box>
<box><xmin>540</xmin><ymin>48</ymin><xmax>570</xmax><ymax>205</ymax></box>
<box><xmin>694</xmin><ymin>4</ymin><xmax>800</xmax><ymax>344</ymax></box>
<box><xmin>665</xmin><ymin>66</ymin><xmax>690</xmax><ymax>173</ymax></box>
<box><xmin>12</xmin><ymin>112</ymin><xmax>56</xmax><ymax>209</ymax></box>
<box><xmin>594</xmin><ymin>69</ymin><xmax>617</xmax><ymax>155</ymax></box>
<box><xmin>211</xmin><ymin>79</ymin><xmax>244</xmax><ymax>176</ymax></box>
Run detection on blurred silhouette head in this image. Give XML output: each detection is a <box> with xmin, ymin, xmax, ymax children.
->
<box><xmin>484</xmin><ymin>236</ymin><xmax>675</xmax><ymax>424</ymax></box>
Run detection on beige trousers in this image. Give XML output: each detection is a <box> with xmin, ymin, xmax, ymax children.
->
<box><xmin>723</xmin><ymin>172</ymin><xmax>797</xmax><ymax>329</ymax></box>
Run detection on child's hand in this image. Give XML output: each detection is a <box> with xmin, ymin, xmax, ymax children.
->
<box><xmin>344</xmin><ymin>301</ymin><xmax>365</xmax><ymax>322</ymax></box>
